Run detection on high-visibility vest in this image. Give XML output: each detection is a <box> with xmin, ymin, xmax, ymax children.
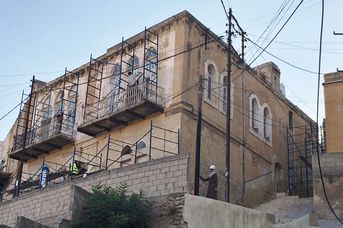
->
<box><xmin>71</xmin><ymin>162</ymin><xmax>79</xmax><ymax>174</ymax></box>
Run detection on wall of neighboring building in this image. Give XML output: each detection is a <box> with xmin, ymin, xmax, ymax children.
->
<box><xmin>313</xmin><ymin>72</ymin><xmax>343</xmax><ymax>220</ymax></box>
<box><xmin>323</xmin><ymin>72</ymin><xmax>343</xmax><ymax>153</ymax></box>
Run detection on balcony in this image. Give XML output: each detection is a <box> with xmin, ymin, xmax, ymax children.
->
<box><xmin>10</xmin><ymin>116</ymin><xmax>75</xmax><ymax>162</ymax></box>
<box><xmin>78</xmin><ymin>81</ymin><xmax>164</xmax><ymax>137</ymax></box>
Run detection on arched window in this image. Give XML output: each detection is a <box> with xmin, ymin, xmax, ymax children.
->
<box><xmin>252</xmin><ymin>98</ymin><xmax>259</xmax><ymax>132</ymax></box>
<box><xmin>65</xmin><ymin>85</ymin><xmax>77</xmax><ymax>132</ymax></box>
<box><xmin>112</xmin><ymin>64</ymin><xmax>121</xmax><ymax>94</ymax></box>
<box><xmin>42</xmin><ymin>97</ymin><xmax>51</xmax><ymax>119</ymax></box>
<box><xmin>207</xmin><ymin>64</ymin><xmax>215</xmax><ymax>100</ymax></box>
<box><xmin>55</xmin><ymin>91</ymin><xmax>63</xmax><ymax>113</ymax></box>
<box><xmin>110</xmin><ymin>64</ymin><xmax>121</xmax><ymax>112</ymax></box>
<box><xmin>68</xmin><ymin>85</ymin><xmax>77</xmax><ymax>110</ymax></box>
<box><xmin>263</xmin><ymin>106</ymin><xmax>272</xmax><ymax>142</ymax></box>
<box><xmin>129</xmin><ymin>55</ymin><xmax>140</xmax><ymax>75</ymax></box>
<box><xmin>137</xmin><ymin>140</ymin><xmax>146</xmax><ymax>150</ymax></box>
<box><xmin>41</xmin><ymin>96</ymin><xmax>51</xmax><ymax>139</ymax></box>
<box><xmin>145</xmin><ymin>47</ymin><xmax>157</xmax><ymax>82</ymax></box>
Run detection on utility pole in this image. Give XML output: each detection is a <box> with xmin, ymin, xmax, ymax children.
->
<box><xmin>194</xmin><ymin>75</ymin><xmax>204</xmax><ymax>196</ymax></box>
<box><xmin>14</xmin><ymin>76</ymin><xmax>35</xmax><ymax>197</ymax></box>
<box><xmin>225</xmin><ymin>8</ymin><xmax>233</xmax><ymax>203</ymax></box>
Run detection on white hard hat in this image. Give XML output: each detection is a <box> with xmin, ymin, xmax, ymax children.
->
<box><xmin>209</xmin><ymin>164</ymin><xmax>216</xmax><ymax>170</ymax></box>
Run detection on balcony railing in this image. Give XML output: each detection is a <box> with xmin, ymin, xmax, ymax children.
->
<box><xmin>10</xmin><ymin>114</ymin><xmax>75</xmax><ymax>161</ymax></box>
<box><xmin>79</xmin><ymin>81</ymin><xmax>164</xmax><ymax>136</ymax></box>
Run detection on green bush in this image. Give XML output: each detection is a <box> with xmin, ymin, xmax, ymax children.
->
<box><xmin>72</xmin><ymin>183</ymin><xmax>152</xmax><ymax>228</ymax></box>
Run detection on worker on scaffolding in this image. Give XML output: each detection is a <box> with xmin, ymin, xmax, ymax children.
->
<box><xmin>200</xmin><ymin>164</ymin><xmax>218</xmax><ymax>200</ymax></box>
<box><xmin>71</xmin><ymin>160</ymin><xmax>79</xmax><ymax>176</ymax></box>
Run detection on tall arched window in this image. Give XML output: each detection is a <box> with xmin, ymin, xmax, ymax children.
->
<box><xmin>110</xmin><ymin>64</ymin><xmax>121</xmax><ymax>112</ymax></box>
<box><xmin>128</xmin><ymin>56</ymin><xmax>140</xmax><ymax>86</ymax></box>
<box><xmin>41</xmin><ymin>96</ymin><xmax>51</xmax><ymax>139</ymax></box>
<box><xmin>252</xmin><ymin>98</ymin><xmax>259</xmax><ymax>132</ymax></box>
<box><xmin>68</xmin><ymin>85</ymin><xmax>77</xmax><ymax>111</ymax></box>
<box><xmin>263</xmin><ymin>106</ymin><xmax>272</xmax><ymax>142</ymax></box>
<box><xmin>129</xmin><ymin>56</ymin><xmax>139</xmax><ymax>75</ymax></box>
<box><xmin>65</xmin><ymin>85</ymin><xmax>77</xmax><ymax>133</ymax></box>
<box><xmin>42</xmin><ymin>97</ymin><xmax>51</xmax><ymax>119</ymax></box>
<box><xmin>145</xmin><ymin>47</ymin><xmax>157</xmax><ymax>83</ymax></box>
<box><xmin>55</xmin><ymin>91</ymin><xmax>63</xmax><ymax>113</ymax></box>
<box><xmin>207</xmin><ymin>64</ymin><xmax>215</xmax><ymax>100</ymax></box>
<box><xmin>112</xmin><ymin>64</ymin><xmax>121</xmax><ymax>94</ymax></box>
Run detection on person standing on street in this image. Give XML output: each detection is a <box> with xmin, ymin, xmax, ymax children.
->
<box><xmin>200</xmin><ymin>164</ymin><xmax>218</xmax><ymax>200</ymax></box>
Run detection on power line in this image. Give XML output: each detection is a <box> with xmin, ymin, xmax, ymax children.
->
<box><xmin>0</xmin><ymin>102</ymin><xmax>21</xmax><ymax>121</ymax></box>
<box><xmin>249</xmin><ymin>0</ymin><xmax>305</xmax><ymax>66</ymax></box>
<box><xmin>0</xmin><ymin>32</ymin><xmax>224</xmax><ymax>123</ymax></box>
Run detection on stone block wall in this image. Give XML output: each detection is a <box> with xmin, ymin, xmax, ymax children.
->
<box><xmin>0</xmin><ymin>185</ymin><xmax>89</xmax><ymax>228</ymax></box>
<box><xmin>0</xmin><ymin>154</ymin><xmax>189</xmax><ymax>227</ymax></box>
<box><xmin>313</xmin><ymin>152</ymin><xmax>343</xmax><ymax>220</ymax></box>
<box><xmin>67</xmin><ymin>154</ymin><xmax>189</xmax><ymax>197</ymax></box>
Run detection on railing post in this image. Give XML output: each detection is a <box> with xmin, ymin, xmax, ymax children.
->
<box><xmin>71</xmin><ymin>146</ymin><xmax>76</xmax><ymax>178</ymax></box>
<box><xmin>134</xmin><ymin>143</ymin><xmax>138</xmax><ymax>164</ymax></box>
<box><xmin>149</xmin><ymin>120</ymin><xmax>153</xmax><ymax>161</ymax></box>
<box><xmin>99</xmin><ymin>153</ymin><xmax>102</xmax><ymax>171</ymax></box>
<box><xmin>105</xmin><ymin>134</ymin><xmax>110</xmax><ymax>170</ymax></box>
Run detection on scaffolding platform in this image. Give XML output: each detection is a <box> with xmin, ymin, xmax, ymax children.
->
<box><xmin>78</xmin><ymin>81</ymin><xmax>164</xmax><ymax>137</ymax></box>
<box><xmin>11</xmin><ymin>70</ymin><xmax>79</xmax><ymax>162</ymax></box>
<box><xmin>9</xmin><ymin>133</ymin><xmax>75</xmax><ymax>162</ymax></box>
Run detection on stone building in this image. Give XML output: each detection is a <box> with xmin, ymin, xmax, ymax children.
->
<box><xmin>313</xmin><ymin>71</ymin><xmax>343</xmax><ymax>219</ymax></box>
<box><xmin>0</xmin><ymin>10</ymin><xmax>315</xmax><ymax>206</ymax></box>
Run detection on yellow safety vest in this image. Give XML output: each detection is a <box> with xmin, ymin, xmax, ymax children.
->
<box><xmin>71</xmin><ymin>162</ymin><xmax>79</xmax><ymax>174</ymax></box>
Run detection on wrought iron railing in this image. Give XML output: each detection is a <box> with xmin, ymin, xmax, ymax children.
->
<box><xmin>13</xmin><ymin>112</ymin><xmax>75</xmax><ymax>151</ymax></box>
<box><xmin>84</xmin><ymin>80</ymin><xmax>164</xmax><ymax>123</ymax></box>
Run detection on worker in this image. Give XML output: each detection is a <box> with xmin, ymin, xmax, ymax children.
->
<box><xmin>200</xmin><ymin>164</ymin><xmax>218</xmax><ymax>200</ymax></box>
<box><xmin>71</xmin><ymin>161</ymin><xmax>79</xmax><ymax>176</ymax></box>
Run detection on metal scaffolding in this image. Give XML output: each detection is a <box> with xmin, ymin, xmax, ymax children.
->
<box><xmin>287</xmin><ymin>124</ymin><xmax>316</xmax><ymax>197</ymax></box>
<box><xmin>79</xmin><ymin>28</ymin><xmax>163</xmax><ymax>137</ymax></box>
<box><xmin>10</xmin><ymin>69</ymin><xmax>79</xmax><ymax>161</ymax></box>
<box><xmin>3</xmin><ymin>123</ymin><xmax>179</xmax><ymax>200</ymax></box>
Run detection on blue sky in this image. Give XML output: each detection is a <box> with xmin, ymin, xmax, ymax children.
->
<box><xmin>0</xmin><ymin>0</ymin><xmax>342</xmax><ymax>140</ymax></box>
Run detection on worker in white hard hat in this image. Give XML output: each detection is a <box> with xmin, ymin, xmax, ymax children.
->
<box><xmin>200</xmin><ymin>164</ymin><xmax>218</xmax><ymax>199</ymax></box>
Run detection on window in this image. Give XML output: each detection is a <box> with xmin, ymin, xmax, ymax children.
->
<box><xmin>66</xmin><ymin>85</ymin><xmax>77</xmax><ymax>127</ymax></box>
<box><xmin>207</xmin><ymin>64</ymin><xmax>215</xmax><ymax>100</ymax></box>
<box><xmin>41</xmin><ymin>96</ymin><xmax>51</xmax><ymax>139</ymax></box>
<box><xmin>263</xmin><ymin>107</ymin><xmax>271</xmax><ymax>141</ymax></box>
<box><xmin>252</xmin><ymin>98</ymin><xmax>259</xmax><ymax>132</ymax></box>
<box><xmin>145</xmin><ymin>47</ymin><xmax>157</xmax><ymax>82</ymax></box>
<box><xmin>55</xmin><ymin>91</ymin><xmax>63</xmax><ymax>113</ymax></box>
<box><xmin>129</xmin><ymin>55</ymin><xmax>140</xmax><ymax>75</ymax></box>
<box><xmin>249</xmin><ymin>93</ymin><xmax>272</xmax><ymax>145</ymax></box>
<box><xmin>110</xmin><ymin>64</ymin><xmax>121</xmax><ymax>111</ymax></box>
<box><xmin>42</xmin><ymin>97</ymin><xmax>51</xmax><ymax>119</ymax></box>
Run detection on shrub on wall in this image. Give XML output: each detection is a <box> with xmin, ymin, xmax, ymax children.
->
<box><xmin>72</xmin><ymin>183</ymin><xmax>152</xmax><ymax>228</ymax></box>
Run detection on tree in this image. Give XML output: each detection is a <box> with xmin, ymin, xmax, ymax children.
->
<box><xmin>73</xmin><ymin>183</ymin><xmax>152</xmax><ymax>228</ymax></box>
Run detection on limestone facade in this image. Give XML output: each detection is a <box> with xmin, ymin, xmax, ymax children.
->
<box><xmin>0</xmin><ymin>11</ymin><xmax>314</xmax><ymax>206</ymax></box>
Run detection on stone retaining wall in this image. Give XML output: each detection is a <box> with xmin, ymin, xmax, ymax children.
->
<box><xmin>0</xmin><ymin>154</ymin><xmax>189</xmax><ymax>227</ymax></box>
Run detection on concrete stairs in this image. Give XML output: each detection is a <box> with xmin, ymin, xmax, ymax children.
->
<box><xmin>254</xmin><ymin>193</ymin><xmax>343</xmax><ymax>228</ymax></box>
